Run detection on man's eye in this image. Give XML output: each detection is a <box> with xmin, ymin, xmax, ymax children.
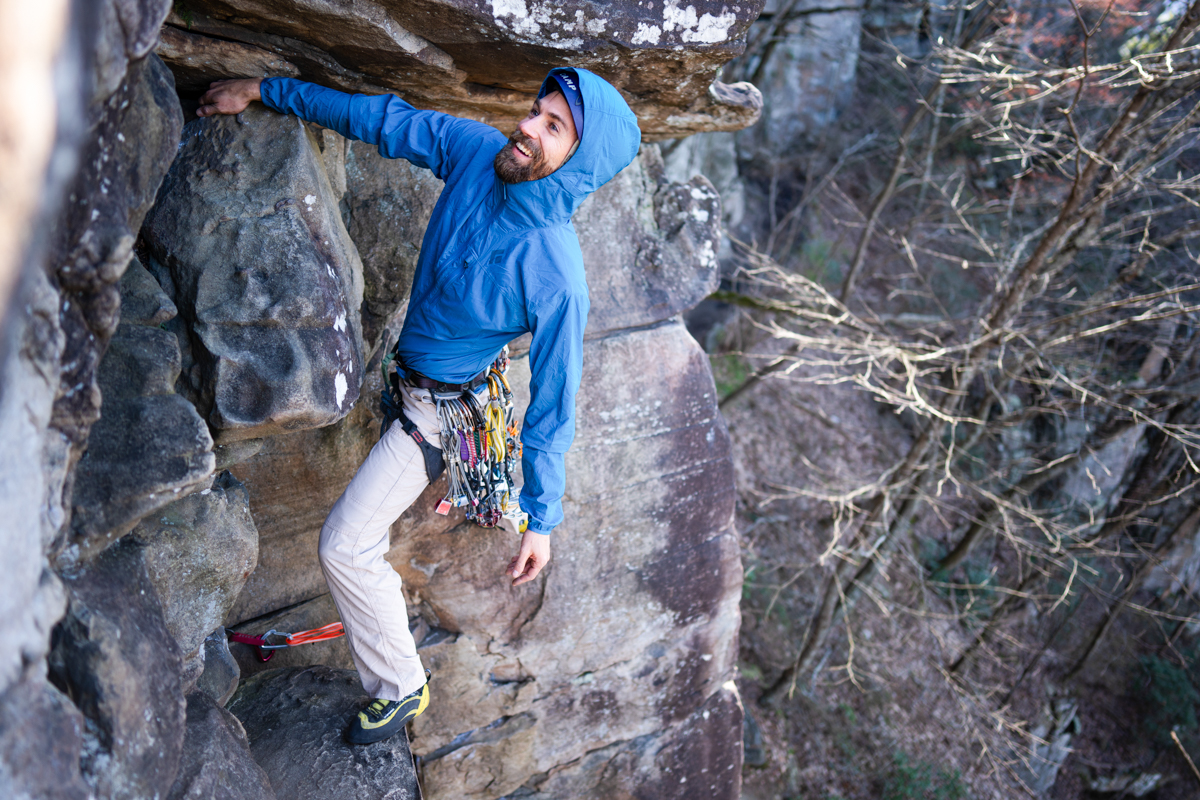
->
<box><xmin>550</xmin><ymin>123</ymin><xmax>559</xmax><ymax>133</ymax></box>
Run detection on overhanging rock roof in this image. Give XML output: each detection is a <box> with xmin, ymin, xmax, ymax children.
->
<box><xmin>158</xmin><ymin>0</ymin><xmax>764</xmax><ymax>139</ymax></box>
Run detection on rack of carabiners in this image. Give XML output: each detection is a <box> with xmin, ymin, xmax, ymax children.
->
<box><xmin>433</xmin><ymin>352</ymin><xmax>526</xmax><ymax>531</ymax></box>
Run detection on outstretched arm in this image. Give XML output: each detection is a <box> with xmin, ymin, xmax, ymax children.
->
<box><xmin>196</xmin><ymin>78</ymin><xmax>262</xmax><ymax>117</ymax></box>
<box><xmin>196</xmin><ymin>77</ymin><xmax>490</xmax><ymax>180</ymax></box>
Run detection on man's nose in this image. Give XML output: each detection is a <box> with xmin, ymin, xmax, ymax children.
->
<box><xmin>517</xmin><ymin>116</ymin><xmax>540</xmax><ymax>140</ymax></box>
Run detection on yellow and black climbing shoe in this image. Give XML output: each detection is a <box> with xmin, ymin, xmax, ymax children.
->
<box><xmin>346</xmin><ymin>670</ymin><xmax>431</xmax><ymax>745</ymax></box>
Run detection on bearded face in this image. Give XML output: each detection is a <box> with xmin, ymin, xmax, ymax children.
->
<box><xmin>493</xmin><ymin>129</ymin><xmax>556</xmax><ymax>183</ymax></box>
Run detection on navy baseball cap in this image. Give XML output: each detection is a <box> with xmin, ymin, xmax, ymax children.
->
<box><xmin>539</xmin><ymin>69</ymin><xmax>584</xmax><ymax>140</ymax></box>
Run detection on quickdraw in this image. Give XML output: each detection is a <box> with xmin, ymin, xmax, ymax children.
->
<box><xmin>227</xmin><ymin>622</ymin><xmax>345</xmax><ymax>663</ymax></box>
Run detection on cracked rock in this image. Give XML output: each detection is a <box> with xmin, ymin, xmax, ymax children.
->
<box><xmin>227</xmin><ymin>666</ymin><xmax>420</xmax><ymax>800</ymax></box>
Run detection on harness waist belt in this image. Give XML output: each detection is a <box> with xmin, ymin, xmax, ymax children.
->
<box><xmin>404</xmin><ymin>367</ymin><xmax>490</xmax><ymax>394</ymax></box>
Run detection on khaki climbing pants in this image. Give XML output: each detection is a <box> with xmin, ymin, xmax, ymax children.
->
<box><xmin>317</xmin><ymin>382</ymin><xmax>443</xmax><ymax>702</ymax></box>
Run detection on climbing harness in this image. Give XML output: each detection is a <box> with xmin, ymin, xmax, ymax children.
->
<box><xmin>228</xmin><ymin>621</ymin><xmax>345</xmax><ymax>662</ymax></box>
<box><xmin>380</xmin><ymin>343</ymin><xmax>528</xmax><ymax>533</ymax></box>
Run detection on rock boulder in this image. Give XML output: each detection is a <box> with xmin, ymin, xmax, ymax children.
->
<box><xmin>49</xmin><ymin>539</ymin><xmax>186</xmax><ymax>800</ymax></box>
<box><xmin>130</xmin><ymin>470</ymin><xmax>259</xmax><ymax>690</ymax></box>
<box><xmin>0</xmin><ymin>676</ymin><xmax>90</xmax><ymax>800</ymax></box>
<box><xmin>197</xmin><ymin>628</ymin><xmax>242</xmax><ymax>707</ymax></box>
<box><xmin>227</xmin><ymin>666</ymin><xmax>421</xmax><ymax>800</ymax></box>
<box><xmin>143</xmin><ymin>105</ymin><xmax>366</xmax><ymax>443</ymax></box>
<box><xmin>68</xmin><ymin>257</ymin><xmax>215</xmax><ymax>559</ymax></box>
<box><xmin>167</xmin><ymin>691</ymin><xmax>276</xmax><ymax>800</ymax></box>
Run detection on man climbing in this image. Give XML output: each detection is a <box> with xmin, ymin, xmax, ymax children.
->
<box><xmin>195</xmin><ymin>69</ymin><xmax>641</xmax><ymax>744</ymax></box>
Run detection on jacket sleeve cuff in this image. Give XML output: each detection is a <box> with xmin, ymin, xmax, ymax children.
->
<box><xmin>519</xmin><ymin>446</ymin><xmax>565</xmax><ymax>535</ymax></box>
<box><xmin>525</xmin><ymin>519</ymin><xmax>555</xmax><ymax>535</ymax></box>
<box><xmin>258</xmin><ymin>77</ymin><xmax>290</xmax><ymax>114</ymax></box>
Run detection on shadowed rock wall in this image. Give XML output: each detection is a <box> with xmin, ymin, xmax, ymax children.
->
<box><xmin>0</xmin><ymin>2</ymin><xmax>184</xmax><ymax>796</ymax></box>
<box><xmin>0</xmin><ymin>2</ymin><xmax>754</xmax><ymax>797</ymax></box>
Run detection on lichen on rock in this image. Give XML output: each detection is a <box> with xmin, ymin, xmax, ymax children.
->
<box><xmin>156</xmin><ymin>0</ymin><xmax>764</xmax><ymax>139</ymax></box>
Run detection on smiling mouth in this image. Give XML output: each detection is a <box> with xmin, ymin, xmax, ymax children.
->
<box><xmin>514</xmin><ymin>141</ymin><xmax>533</xmax><ymax>159</ymax></box>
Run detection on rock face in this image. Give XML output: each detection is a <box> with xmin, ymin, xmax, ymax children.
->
<box><xmin>575</xmin><ymin>147</ymin><xmax>722</xmax><ymax>337</ymax></box>
<box><xmin>68</xmin><ymin>257</ymin><xmax>215</xmax><ymax>559</ymax></box>
<box><xmin>51</xmin><ymin>53</ymin><xmax>183</xmax><ymax>461</ymax></box>
<box><xmin>1</xmin><ymin>2</ymin><xmax>754</xmax><ymax>796</ymax></box>
<box><xmin>38</xmin><ymin>44</ymin><xmax>181</xmax><ymax>598</ymax></box>
<box><xmin>49</xmin><ymin>539</ymin><xmax>187</xmax><ymax>800</ymax></box>
<box><xmin>167</xmin><ymin>691</ymin><xmax>276</xmax><ymax>800</ymax></box>
<box><xmin>93</xmin><ymin>0</ymin><xmax>175</xmax><ymax>102</ymax></box>
<box><xmin>156</xmin><ymin>0</ymin><xmax>765</xmax><ymax>139</ymax></box>
<box><xmin>0</xmin><ymin>260</ymin><xmax>71</xmax><ymax>709</ymax></box>
<box><xmin>225</xmin><ymin>399</ymin><xmax>389</xmax><ymax>623</ymax></box>
<box><xmin>50</xmin><ymin>473</ymin><xmax>259</xmax><ymax>795</ymax></box>
<box><xmin>195</xmin><ymin>136</ymin><xmax>741</xmax><ymax>797</ymax></box>
<box><xmin>391</xmin><ymin>321</ymin><xmax>741</xmax><ymax>798</ymax></box>
<box><xmin>215</xmin><ymin>146</ymin><xmax>738</xmax><ymax>798</ymax></box>
<box><xmin>0</xmin><ymin>5</ymin><xmax>182</xmax><ymax>795</ymax></box>
<box><xmin>0</xmin><ymin>676</ymin><xmax>91</xmax><ymax>800</ymax></box>
<box><xmin>228</xmin><ymin>667</ymin><xmax>422</xmax><ymax>800</ymax></box>
<box><xmin>144</xmin><ymin>105</ymin><xmax>366</xmax><ymax>443</ymax></box>
<box><xmin>510</xmin><ymin>685</ymin><xmax>744</xmax><ymax>799</ymax></box>
<box><xmin>130</xmin><ymin>470</ymin><xmax>259</xmax><ymax>689</ymax></box>
<box><xmin>662</xmin><ymin>131</ymin><xmax>745</xmax><ymax>234</ymax></box>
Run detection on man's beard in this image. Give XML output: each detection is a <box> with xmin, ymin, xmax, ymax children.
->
<box><xmin>494</xmin><ymin>131</ymin><xmax>553</xmax><ymax>183</ymax></box>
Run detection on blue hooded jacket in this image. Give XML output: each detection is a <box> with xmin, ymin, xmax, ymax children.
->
<box><xmin>260</xmin><ymin>69</ymin><xmax>642</xmax><ymax>534</ymax></box>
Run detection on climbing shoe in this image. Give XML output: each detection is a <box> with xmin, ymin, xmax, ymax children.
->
<box><xmin>346</xmin><ymin>670</ymin><xmax>431</xmax><ymax>745</ymax></box>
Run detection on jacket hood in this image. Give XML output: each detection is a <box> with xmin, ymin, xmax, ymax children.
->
<box><xmin>501</xmin><ymin>67</ymin><xmax>641</xmax><ymax>224</ymax></box>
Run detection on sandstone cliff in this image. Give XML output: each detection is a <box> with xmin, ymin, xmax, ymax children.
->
<box><xmin>0</xmin><ymin>1</ymin><xmax>762</xmax><ymax>798</ymax></box>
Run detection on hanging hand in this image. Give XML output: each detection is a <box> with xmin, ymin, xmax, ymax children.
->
<box><xmin>508</xmin><ymin>529</ymin><xmax>550</xmax><ymax>587</ymax></box>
